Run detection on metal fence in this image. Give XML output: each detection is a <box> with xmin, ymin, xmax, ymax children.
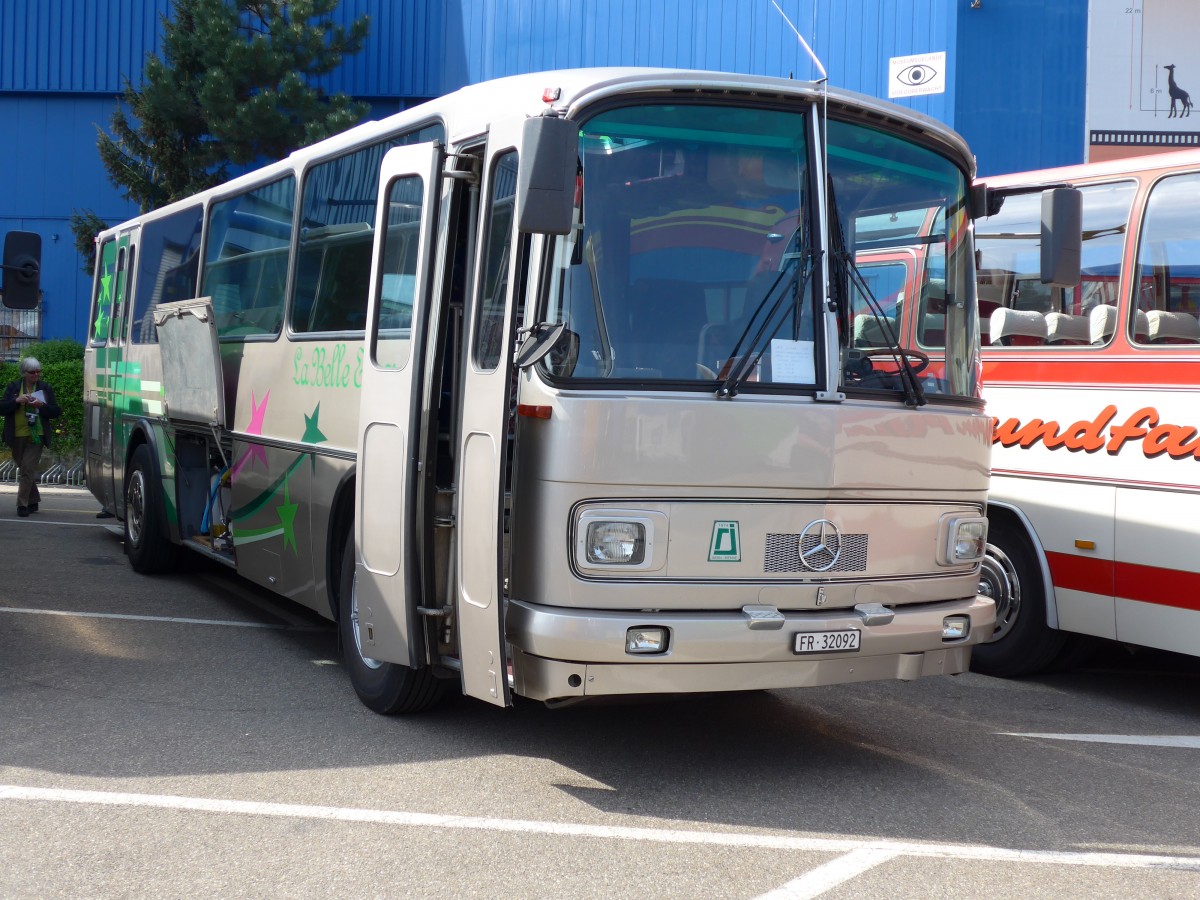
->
<box><xmin>0</xmin><ymin>458</ymin><xmax>85</xmax><ymax>486</ymax></box>
<box><xmin>0</xmin><ymin>304</ymin><xmax>41</xmax><ymax>362</ymax></box>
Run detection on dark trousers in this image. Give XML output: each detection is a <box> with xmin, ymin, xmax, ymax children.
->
<box><xmin>11</xmin><ymin>436</ymin><xmax>43</xmax><ymax>508</ymax></box>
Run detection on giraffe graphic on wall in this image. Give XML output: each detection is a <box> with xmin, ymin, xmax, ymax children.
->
<box><xmin>1165</xmin><ymin>64</ymin><xmax>1193</xmax><ymax>118</ymax></box>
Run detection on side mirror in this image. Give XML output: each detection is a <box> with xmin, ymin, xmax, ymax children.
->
<box><xmin>515</xmin><ymin>322</ymin><xmax>568</xmax><ymax>369</ymax></box>
<box><xmin>2</xmin><ymin>231</ymin><xmax>42</xmax><ymax>310</ymax></box>
<box><xmin>969</xmin><ymin>184</ymin><xmax>1006</xmax><ymax>220</ymax></box>
<box><xmin>1040</xmin><ymin>188</ymin><xmax>1082</xmax><ymax>287</ymax></box>
<box><xmin>516</xmin><ymin>116</ymin><xmax>578</xmax><ymax>235</ymax></box>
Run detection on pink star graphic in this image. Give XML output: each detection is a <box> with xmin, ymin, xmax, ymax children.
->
<box><xmin>231</xmin><ymin>390</ymin><xmax>270</xmax><ymax>478</ymax></box>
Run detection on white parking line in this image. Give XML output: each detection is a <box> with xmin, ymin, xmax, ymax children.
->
<box><xmin>1</xmin><ymin>785</ymin><xmax>1199</xmax><ymax>876</ymax></box>
<box><xmin>0</xmin><ymin>518</ymin><xmax>115</xmax><ymax>528</ymax></box>
<box><xmin>0</xmin><ymin>606</ymin><xmax>297</xmax><ymax>629</ymax></box>
<box><xmin>1001</xmin><ymin>733</ymin><xmax>1200</xmax><ymax>749</ymax></box>
<box><xmin>754</xmin><ymin>848</ymin><xmax>899</xmax><ymax>899</ymax></box>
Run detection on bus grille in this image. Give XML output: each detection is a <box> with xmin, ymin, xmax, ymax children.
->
<box><xmin>764</xmin><ymin>533</ymin><xmax>869</xmax><ymax>573</ymax></box>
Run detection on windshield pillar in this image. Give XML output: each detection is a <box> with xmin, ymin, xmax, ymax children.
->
<box><xmin>810</xmin><ymin>106</ymin><xmax>845</xmax><ymax>404</ymax></box>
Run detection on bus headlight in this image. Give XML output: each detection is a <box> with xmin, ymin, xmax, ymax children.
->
<box><xmin>574</xmin><ymin>508</ymin><xmax>666</xmax><ymax>573</ymax></box>
<box><xmin>937</xmin><ymin>515</ymin><xmax>988</xmax><ymax>565</ymax></box>
<box><xmin>586</xmin><ymin>521</ymin><xmax>646</xmax><ymax>565</ymax></box>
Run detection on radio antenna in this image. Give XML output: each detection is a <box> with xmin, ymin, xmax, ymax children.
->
<box><xmin>770</xmin><ymin>0</ymin><xmax>828</xmax><ymax>174</ymax></box>
<box><xmin>771</xmin><ymin>0</ymin><xmax>837</xmax><ymax>402</ymax></box>
<box><xmin>770</xmin><ymin>0</ymin><xmax>826</xmax><ymax>84</ymax></box>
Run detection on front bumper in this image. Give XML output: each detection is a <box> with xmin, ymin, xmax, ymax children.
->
<box><xmin>507</xmin><ymin>595</ymin><xmax>996</xmax><ymax>701</ymax></box>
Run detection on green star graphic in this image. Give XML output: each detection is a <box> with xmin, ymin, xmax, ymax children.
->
<box><xmin>302</xmin><ymin>403</ymin><xmax>327</xmax><ymax>444</ymax></box>
<box><xmin>93</xmin><ymin>268</ymin><xmax>113</xmax><ymax>339</ymax></box>
<box><xmin>277</xmin><ymin>479</ymin><xmax>299</xmax><ymax>555</ymax></box>
<box><xmin>93</xmin><ymin>308</ymin><xmax>111</xmax><ymax>340</ymax></box>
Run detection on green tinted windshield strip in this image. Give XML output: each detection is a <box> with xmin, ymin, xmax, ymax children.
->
<box><xmin>584</xmin><ymin>122</ymin><xmax>801</xmax><ymax>150</ymax></box>
<box><xmin>826</xmin><ymin>144</ymin><xmax>954</xmax><ymax>185</ymax></box>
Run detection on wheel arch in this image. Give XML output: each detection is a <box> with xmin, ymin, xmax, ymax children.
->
<box><xmin>985</xmin><ymin>499</ymin><xmax>1060</xmax><ymax>630</ymax></box>
<box><xmin>325</xmin><ymin>463</ymin><xmax>357</xmax><ymax>622</ymax></box>
<box><xmin>120</xmin><ymin>420</ymin><xmax>166</xmax><ymax>525</ymax></box>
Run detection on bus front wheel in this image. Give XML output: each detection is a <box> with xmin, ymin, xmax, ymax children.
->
<box><xmin>971</xmin><ymin>521</ymin><xmax>1070</xmax><ymax>677</ymax></box>
<box><xmin>125</xmin><ymin>444</ymin><xmax>180</xmax><ymax>574</ymax></box>
<box><xmin>337</xmin><ymin>536</ymin><xmax>446</xmax><ymax>714</ymax></box>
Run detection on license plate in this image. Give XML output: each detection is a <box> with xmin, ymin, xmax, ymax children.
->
<box><xmin>793</xmin><ymin>629</ymin><xmax>860</xmax><ymax>654</ymax></box>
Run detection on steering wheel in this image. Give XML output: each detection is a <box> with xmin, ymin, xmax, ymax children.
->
<box><xmin>697</xmin><ymin>362</ymin><xmax>718</xmax><ymax>380</ymax></box>
<box><xmin>857</xmin><ymin>347</ymin><xmax>931</xmax><ymax>376</ymax></box>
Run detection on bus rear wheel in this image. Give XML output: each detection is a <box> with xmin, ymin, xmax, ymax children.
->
<box><xmin>971</xmin><ymin>520</ymin><xmax>1069</xmax><ymax>677</ymax></box>
<box><xmin>337</xmin><ymin>535</ymin><xmax>446</xmax><ymax>714</ymax></box>
<box><xmin>125</xmin><ymin>444</ymin><xmax>180</xmax><ymax>574</ymax></box>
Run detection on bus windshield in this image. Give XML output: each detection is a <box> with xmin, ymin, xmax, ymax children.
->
<box><xmin>539</xmin><ymin>103</ymin><xmax>978</xmax><ymax>401</ymax></box>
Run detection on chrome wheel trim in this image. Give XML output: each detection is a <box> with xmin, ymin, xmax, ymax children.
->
<box><xmin>979</xmin><ymin>542</ymin><xmax>1021</xmax><ymax>641</ymax></box>
<box><xmin>126</xmin><ymin>469</ymin><xmax>147</xmax><ymax>547</ymax></box>
<box><xmin>349</xmin><ymin>568</ymin><xmax>384</xmax><ymax>670</ymax></box>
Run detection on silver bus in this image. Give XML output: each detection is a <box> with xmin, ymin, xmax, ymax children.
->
<box><xmin>78</xmin><ymin>68</ymin><xmax>1000</xmax><ymax>713</ymax></box>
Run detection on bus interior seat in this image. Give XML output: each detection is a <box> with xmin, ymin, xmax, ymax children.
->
<box><xmin>1044</xmin><ymin>312</ymin><xmax>1089</xmax><ymax>345</ymax></box>
<box><xmin>1089</xmin><ymin>304</ymin><xmax>1118</xmax><ymax>344</ymax></box>
<box><xmin>921</xmin><ymin>277</ymin><xmax>947</xmax><ymax>313</ymax></box>
<box><xmin>919</xmin><ymin>313</ymin><xmax>945</xmax><ymax>346</ymax></box>
<box><xmin>1146</xmin><ymin>309</ymin><xmax>1200</xmax><ymax>343</ymax></box>
<box><xmin>852</xmin><ymin>313</ymin><xmax>898</xmax><ymax>348</ymax></box>
<box><xmin>624</xmin><ymin>278</ymin><xmax>708</xmax><ymax>378</ymax></box>
<box><xmin>990</xmin><ymin>307</ymin><xmax>1047</xmax><ymax>346</ymax></box>
<box><xmin>310</xmin><ymin>245</ymin><xmax>371</xmax><ymax>332</ymax></box>
<box><xmin>1135</xmin><ymin>309</ymin><xmax>1149</xmax><ymax>342</ymax></box>
<box><xmin>697</xmin><ymin>272</ymin><xmax>781</xmax><ymax>368</ymax></box>
<box><xmin>976</xmin><ymin>283</ymin><xmax>1004</xmax><ymax>342</ymax></box>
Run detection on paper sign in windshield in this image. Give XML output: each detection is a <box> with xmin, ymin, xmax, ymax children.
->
<box><xmin>770</xmin><ymin>339</ymin><xmax>815</xmax><ymax>383</ymax></box>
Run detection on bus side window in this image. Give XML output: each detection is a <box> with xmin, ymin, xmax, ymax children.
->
<box><xmin>90</xmin><ymin>237</ymin><xmax>118</xmax><ymax>345</ymax></box>
<box><xmin>372</xmin><ymin>176</ymin><xmax>423</xmax><ymax>371</ymax></box>
<box><xmin>1133</xmin><ymin>171</ymin><xmax>1200</xmax><ymax>345</ymax></box>
<box><xmin>474</xmin><ymin>150</ymin><xmax>519</xmax><ymax>372</ymax></box>
<box><xmin>290</xmin><ymin>129</ymin><xmax>442</xmax><ymax>338</ymax></box>
<box><xmin>202</xmin><ymin>175</ymin><xmax>295</xmax><ymax>338</ymax></box>
<box><xmin>130</xmin><ymin>206</ymin><xmax>203</xmax><ymax>344</ymax></box>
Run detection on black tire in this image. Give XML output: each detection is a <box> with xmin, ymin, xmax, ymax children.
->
<box><xmin>125</xmin><ymin>444</ymin><xmax>180</xmax><ymax>574</ymax></box>
<box><xmin>971</xmin><ymin>520</ymin><xmax>1069</xmax><ymax>677</ymax></box>
<box><xmin>337</xmin><ymin>535</ymin><xmax>446</xmax><ymax>714</ymax></box>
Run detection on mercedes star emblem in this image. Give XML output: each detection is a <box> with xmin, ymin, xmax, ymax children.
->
<box><xmin>797</xmin><ymin>518</ymin><xmax>842</xmax><ymax>572</ymax></box>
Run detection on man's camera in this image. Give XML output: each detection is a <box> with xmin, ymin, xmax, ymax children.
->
<box><xmin>25</xmin><ymin>411</ymin><xmax>38</xmax><ymax>427</ymax></box>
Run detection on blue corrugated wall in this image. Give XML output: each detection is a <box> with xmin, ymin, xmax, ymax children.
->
<box><xmin>1</xmin><ymin>0</ymin><xmax>1086</xmax><ymax>343</ymax></box>
<box><xmin>954</xmin><ymin>0</ymin><xmax>1088</xmax><ymax>177</ymax></box>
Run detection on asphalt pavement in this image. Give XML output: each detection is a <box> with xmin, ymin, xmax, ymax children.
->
<box><xmin>3</xmin><ymin>484</ymin><xmax>1200</xmax><ymax>898</ymax></box>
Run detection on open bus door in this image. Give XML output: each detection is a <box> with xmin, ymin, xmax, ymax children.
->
<box><xmin>352</xmin><ymin>143</ymin><xmax>443</xmax><ymax>671</ymax></box>
<box><xmin>453</xmin><ymin>118</ymin><xmax>532</xmax><ymax>707</ymax></box>
<box><xmin>98</xmin><ymin>231</ymin><xmax>136</xmax><ymax>518</ymax></box>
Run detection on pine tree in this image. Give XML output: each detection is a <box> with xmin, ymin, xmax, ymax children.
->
<box><xmin>71</xmin><ymin>0</ymin><xmax>369</xmax><ymax>271</ymax></box>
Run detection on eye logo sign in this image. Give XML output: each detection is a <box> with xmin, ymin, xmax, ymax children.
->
<box><xmin>888</xmin><ymin>52</ymin><xmax>947</xmax><ymax>98</ymax></box>
<box><xmin>896</xmin><ymin>64</ymin><xmax>938</xmax><ymax>87</ymax></box>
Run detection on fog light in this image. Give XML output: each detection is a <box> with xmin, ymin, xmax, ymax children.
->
<box><xmin>626</xmin><ymin>626</ymin><xmax>668</xmax><ymax>654</ymax></box>
<box><xmin>942</xmin><ymin>615</ymin><xmax>970</xmax><ymax>640</ymax></box>
<box><xmin>586</xmin><ymin>521</ymin><xmax>646</xmax><ymax>565</ymax></box>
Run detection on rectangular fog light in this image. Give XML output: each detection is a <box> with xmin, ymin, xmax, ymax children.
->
<box><xmin>626</xmin><ymin>626</ymin><xmax>668</xmax><ymax>654</ymax></box>
<box><xmin>942</xmin><ymin>615</ymin><xmax>970</xmax><ymax>640</ymax></box>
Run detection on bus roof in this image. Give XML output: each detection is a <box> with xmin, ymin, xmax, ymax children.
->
<box><xmin>96</xmin><ymin>67</ymin><xmax>975</xmax><ymax>240</ymax></box>
<box><xmin>980</xmin><ymin>146</ymin><xmax>1200</xmax><ymax>189</ymax></box>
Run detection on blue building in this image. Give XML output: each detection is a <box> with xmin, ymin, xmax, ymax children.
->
<box><xmin>0</xmin><ymin>0</ymin><xmax>1088</xmax><ymax>345</ymax></box>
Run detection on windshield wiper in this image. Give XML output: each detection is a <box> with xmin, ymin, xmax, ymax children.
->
<box><xmin>826</xmin><ymin>183</ymin><xmax>926</xmax><ymax>408</ymax></box>
<box><xmin>835</xmin><ymin>250</ymin><xmax>926</xmax><ymax>408</ymax></box>
<box><xmin>717</xmin><ymin>225</ymin><xmax>815</xmax><ymax>399</ymax></box>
